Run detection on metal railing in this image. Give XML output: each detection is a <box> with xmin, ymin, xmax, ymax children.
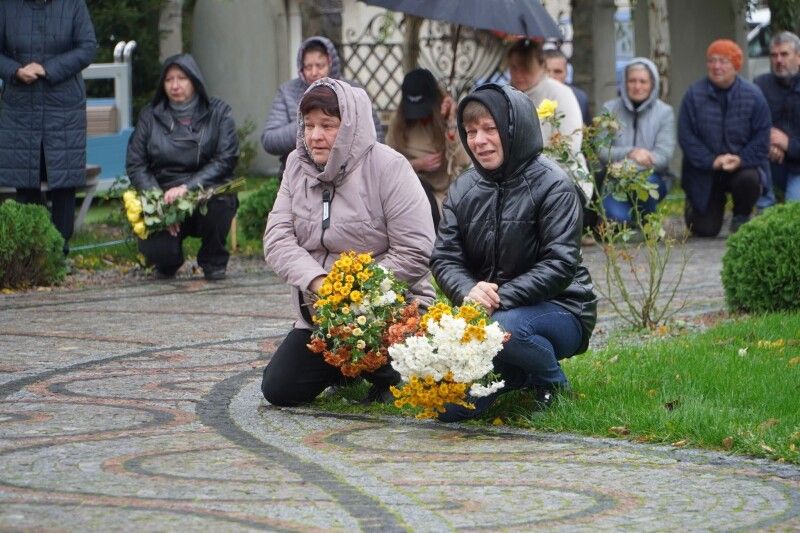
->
<box><xmin>82</xmin><ymin>40</ymin><xmax>137</xmax><ymax>129</ymax></box>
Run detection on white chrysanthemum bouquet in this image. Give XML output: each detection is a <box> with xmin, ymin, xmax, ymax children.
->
<box><xmin>389</xmin><ymin>301</ymin><xmax>508</xmax><ymax>419</ymax></box>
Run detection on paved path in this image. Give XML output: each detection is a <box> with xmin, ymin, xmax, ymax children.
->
<box><xmin>1</xmin><ymin>239</ymin><xmax>799</xmax><ymax>531</ymax></box>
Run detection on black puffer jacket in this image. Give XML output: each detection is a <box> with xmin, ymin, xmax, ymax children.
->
<box><xmin>431</xmin><ymin>84</ymin><xmax>597</xmax><ymax>353</ymax></box>
<box><xmin>126</xmin><ymin>54</ymin><xmax>239</xmax><ymax>191</ymax></box>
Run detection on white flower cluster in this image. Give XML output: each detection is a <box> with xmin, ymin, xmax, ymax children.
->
<box><xmin>389</xmin><ymin>314</ymin><xmax>505</xmax><ymax>397</ymax></box>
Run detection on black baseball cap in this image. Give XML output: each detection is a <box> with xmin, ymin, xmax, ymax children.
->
<box><xmin>401</xmin><ymin>68</ymin><xmax>439</xmax><ymax>120</ymax></box>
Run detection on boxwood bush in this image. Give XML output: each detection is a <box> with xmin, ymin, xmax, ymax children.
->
<box><xmin>722</xmin><ymin>202</ymin><xmax>800</xmax><ymax>312</ymax></box>
<box><xmin>0</xmin><ymin>200</ymin><xmax>67</xmax><ymax>288</ymax></box>
<box><xmin>238</xmin><ymin>178</ymin><xmax>279</xmax><ymax>241</ymax></box>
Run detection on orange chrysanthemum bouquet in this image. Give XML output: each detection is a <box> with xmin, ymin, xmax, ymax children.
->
<box><xmin>307</xmin><ymin>251</ymin><xmax>420</xmax><ymax>377</ymax></box>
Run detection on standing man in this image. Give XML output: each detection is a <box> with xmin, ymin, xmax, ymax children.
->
<box><xmin>754</xmin><ymin>32</ymin><xmax>800</xmax><ymax>203</ymax></box>
<box><xmin>0</xmin><ymin>0</ymin><xmax>97</xmax><ymax>255</ymax></box>
<box><xmin>678</xmin><ymin>39</ymin><xmax>770</xmax><ymax>237</ymax></box>
<box><xmin>544</xmin><ymin>48</ymin><xmax>590</xmax><ymax>125</ymax></box>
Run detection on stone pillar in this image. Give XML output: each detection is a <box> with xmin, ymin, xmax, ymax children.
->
<box><xmin>571</xmin><ymin>0</ymin><xmax>617</xmax><ymax>114</ymax></box>
<box><xmin>191</xmin><ymin>0</ymin><xmax>290</xmax><ymax>175</ymax></box>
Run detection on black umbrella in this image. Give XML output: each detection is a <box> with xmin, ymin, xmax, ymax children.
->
<box><xmin>359</xmin><ymin>0</ymin><xmax>561</xmax><ymax>41</ymax></box>
<box><xmin>358</xmin><ymin>0</ymin><xmax>561</xmax><ymax>90</ymax></box>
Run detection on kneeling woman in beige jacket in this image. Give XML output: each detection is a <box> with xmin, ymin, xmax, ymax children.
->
<box><xmin>261</xmin><ymin>78</ymin><xmax>436</xmax><ymax>406</ymax></box>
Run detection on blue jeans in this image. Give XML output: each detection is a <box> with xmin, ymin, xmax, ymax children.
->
<box><xmin>770</xmin><ymin>164</ymin><xmax>800</xmax><ymax>202</ymax></box>
<box><xmin>438</xmin><ymin>302</ymin><xmax>583</xmax><ymax>422</ymax></box>
<box><xmin>603</xmin><ymin>172</ymin><xmax>668</xmax><ymax>223</ymax></box>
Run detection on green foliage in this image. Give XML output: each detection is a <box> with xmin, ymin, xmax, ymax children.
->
<box><xmin>86</xmin><ymin>0</ymin><xmax>164</xmax><ymax>119</ymax></box>
<box><xmin>237</xmin><ymin>178</ymin><xmax>280</xmax><ymax>241</ymax></box>
<box><xmin>235</xmin><ymin>119</ymin><xmax>258</xmax><ymax>178</ymax></box>
<box><xmin>0</xmin><ymin>201</ymin><xmax>67</xmax><ymax>288</ymax></box>
<box><xmin>722</xmin><ymin>202</ymin><xmax>800</xmax><ymax>313</ymax></box>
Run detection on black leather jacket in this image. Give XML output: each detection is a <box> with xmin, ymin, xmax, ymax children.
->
<box><xmin>431</xmin><ymin>84</ymin><xmax>597</xmax><ymax>353</ymax></box>
<box><xmin>126</xmin><ymin>54</ymin><xmax>239</xmax><ymax>191</ymax></box>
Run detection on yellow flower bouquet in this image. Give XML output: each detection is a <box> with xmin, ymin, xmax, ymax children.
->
<box><xmin>389</xmin><ymin>301</ymin><xmax>508</xmax><ymax>419</ymax></box>
<box><xmin>122</xmin><ymin>178</ymin><xmax>244</xmax><ymax>240</ymax></box>
<box><xmin>307</xmin><ymin>251</ymin><xmax>420</xmax><ymax>378</ymax></box>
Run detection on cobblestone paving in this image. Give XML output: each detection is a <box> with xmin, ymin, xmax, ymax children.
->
<box><xmin>1</xmin><ymin>238</ymin><xmax>799</xmax><ymax>531</ymax></box>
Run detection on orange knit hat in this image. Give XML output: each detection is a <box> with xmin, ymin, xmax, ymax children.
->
<box><xmin>706</xmin><ymin>39</ymin><xmax>743</xmax><ymax>71</ymax></box>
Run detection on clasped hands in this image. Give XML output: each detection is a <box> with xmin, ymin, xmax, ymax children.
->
<box><xmin>16</xmin><ymin>62</ymin><xmax>46</xmax><ymax>84</ymax></box>
<box><xmin>769</xmin><ymin>128</ymin><xmax>789</xmax><ymax>164</ymax></box>
<box><xmin>712</xmin><ymin>153</ymin><xmax>742</xmax><ymax>172</ymax></box>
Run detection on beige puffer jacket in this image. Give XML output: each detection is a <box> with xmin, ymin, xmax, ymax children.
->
<box><xmin>264</xmin><ymin>78</ymin><xmax>436</xmax><ymax>329</ymax></box>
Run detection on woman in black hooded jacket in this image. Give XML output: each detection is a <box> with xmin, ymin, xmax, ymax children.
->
<box><xmin>126</xmin><ymin>54</ymin><xmax>239</xmax><ymax>281</ymax></box>
<box><xmin>431</xmin><ymin>84</ymin><xmax>597</xmax><ymax>421</ymax></box>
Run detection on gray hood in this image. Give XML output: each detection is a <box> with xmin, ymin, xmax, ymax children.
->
<box><xmin>296</xmin><ymin>36</ymin><xmax>343</xmax><ymax>84</ymax></box>
<box><xmin>620</xmin><ymin>57</ymin><xmax>660</xmax><ymax>113</ymax></box>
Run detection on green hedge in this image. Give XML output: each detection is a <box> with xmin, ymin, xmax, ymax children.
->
<box><xmin>238</xmin><ymin>178</ymin><xmax>280</xmax><ymax>241</ymax></box>
<box><xmin>722</xmin><ymin>202</ymin><xmax>800</xmax><ymax>312</ymax></box>
<box><xmin>0</xmin><ymin>201</ymin><xmax>67</xmax><ymax>288</ymax></box>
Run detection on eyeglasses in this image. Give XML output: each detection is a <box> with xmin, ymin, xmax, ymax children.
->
<box><xmin>706</xmin><ymin>56</ymin><xmax>732</xmax><ymax>66</ymax></box>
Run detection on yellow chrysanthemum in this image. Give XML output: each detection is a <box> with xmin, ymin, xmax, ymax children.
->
<box><xmin>357</xmin><ymin>253</ymin><xmax>373</xmax><ymax>264</ymax></box>
<box><xmin>319</xmin><ymin>283</ymin><xmax>333</xmax><ymax>296</ymax></box>
<box><xmin>349</xmin><ymin>290</ymin><xmax>362</xmax><ymax>303</ymax></box>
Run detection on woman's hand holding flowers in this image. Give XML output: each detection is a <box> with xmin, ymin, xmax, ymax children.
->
<box><xmin>466</xmin><ymin>281</ymin><xmax>500</xmax><ymax>314</ymax></box>
<box><xmin>164</xmin><ymin>184</ymin><xmax>189</xmax><ymax>204</ymax></box>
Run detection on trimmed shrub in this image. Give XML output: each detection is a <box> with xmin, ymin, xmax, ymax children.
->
<box><xmin>0</xmin><ymin>200</ymin><xmax>67</xmax><ymax>288</ymax></box>
<box><xmin>722</xmin><ymin>202</ymin><xmax>800</xmax><ymax>312</ymax></box>
<box><xmin>238</xmin><ymin>178</ymin><xmax>280</xmax><ymax>241</ymax></box>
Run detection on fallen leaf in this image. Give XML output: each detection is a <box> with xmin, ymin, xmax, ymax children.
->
<box><xmin>672</xmin><ymin>439</ymin><xmax>688</xmax><ymax>447</ymax></box>
<box><xmin>758</xmin><ymin>418</ymin><xmax>780</xmax><ymax>430</ymax></box>
<box><xmin>789</xmin><ymin>444</ymin><xmax>797</xmax><ymax>452</ymax></box>
<box><xmin>789</xmin><ymin>357</ymin><xmax>800</xmax><ymax>366</ymax></box>
<box><xmin>608</xmin><ymin>355</ymin><xmax>619</xmax><ymax>364</ymax></box>
<box><xmin>609</xmin><ymin>426</ymin><xmax>630</xmax><ymax>436</ymax></box>
<box><xmin>738</xmin><ymin>347</ymin><xmax>748</xmax><ymax>357</ymax></box>
<box><xmin>491</xmin><ymin>417</ymin><xmax>503</xmax><ymax>426</ymax></box>
<box><xmin>646</xmin><ymin>389</ymin><xmax>657</xmax><ymax>398</ymax></box>
<box><xmin>760</xmin><ymin>443</ymin><xmax>775</xmax><ymax>454</ymax></box>
<box><xmin>722</xmin><ymin>437</ymin><xmax>734</xmax><ymax>450</ymax></box>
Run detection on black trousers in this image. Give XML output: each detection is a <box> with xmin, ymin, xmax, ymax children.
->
<box><xmin>261</xmin><ymin>328</ymin><xmax>401</xmax><ymax>406</ymax></box>
<box><xmin>137</xmin><ymin>194</ymin><xmax>238</xmax><ymax>275</ymax></box>
<box><xmin>16</xmin><ymin>148</ymin><xmax>75</xmax><ymax>255</ymax></box>
<box><xmin>685</xmin><ymin>168</ymin><xmax>761</xmax><ymax>237</ymax></box>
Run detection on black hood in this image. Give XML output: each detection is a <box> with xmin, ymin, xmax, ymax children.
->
<box><xmin>457</xmin><ymin>83</ymin><xmax>543</xmax><ymax>183</ymax></box>
<box><xmin>152</xmin><ymin>53</ymin><xmax>210</xmax><ymax>106</ymax></box>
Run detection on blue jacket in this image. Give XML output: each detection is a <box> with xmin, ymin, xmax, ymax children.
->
<box><xmin>678</xmin><ymin>76</ymin><xmax>770</xmax><ymax>214</ymax></box>
<box><xmin>0</xmin><ymin>0</ymin><xmax>96</xmax><ymax>189</ymax></box>
<box><xmin>755</xmin><ymin>72</ymin><xmax>800</xmax><ymax>174</ymax></box>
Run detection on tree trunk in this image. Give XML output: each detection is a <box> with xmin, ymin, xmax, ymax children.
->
<box><xmin>402</xmin><ymin>15</ymin><xmax>422</xmax><ymax>72</ymax></box>
<box><xmin>570</xmin><ymin>0</ymin><xmax>595</xmax><ymax>109</ymax></box>
<box><xmin>648</xmin><ymin>0</ymin><xmax>671</xmax><ymax>100</ymax></box>
<box><xmin>159</xmin><ymin>0</ymin><xmax>184</xmax><ymax>62</ymax></box>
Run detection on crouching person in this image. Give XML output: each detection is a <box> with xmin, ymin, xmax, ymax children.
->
<box><xmin>261</xmin><ymin>79</ymin><xmax>435</xmax><ymax>407</ymax></box>
<box><xmin>126</xmin><ymin>54</ymin><xmax>239</xmax><ymax>280</ymax></box>
<box><xmin>431</xmin><ymin>84</ymin><xmax>597</xmax><ymax>421</ymax></box>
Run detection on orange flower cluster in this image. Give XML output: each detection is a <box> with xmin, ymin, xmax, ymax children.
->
<box><xmin>383</xmin><ymin>301</ymin><xmax>421</xmax><ymax>345</ymax></box>
<box><xmin>390</xmin><ymin>373</ymin><xmax>472</xmax><ymax>419</ymax></box>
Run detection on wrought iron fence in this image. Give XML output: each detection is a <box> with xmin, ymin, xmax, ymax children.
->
<box><xmin>341</xmin><ymin>13</ymin><xmax>509</xmax><ymax>116</ymax></box>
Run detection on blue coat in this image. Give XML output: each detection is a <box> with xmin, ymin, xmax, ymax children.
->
<box><xmin>678</xmin><ymin>76</ymin><xmax>770</xmax><ymax>214</ymax></box>
<box><xmin>755</xmin><ymin>72</ymin><xmax>800</xmax><ymax>175</ymax></box>
<box><xmin>0</xmin><ymin>0</ymin><xmax>96</xmax><ymax>190</ymax></box>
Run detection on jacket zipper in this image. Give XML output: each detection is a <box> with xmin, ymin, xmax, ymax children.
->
<box><xmin>488</xmin><ymin>183</ymin><xmax>503</xmax><ymax>280</ymax></box>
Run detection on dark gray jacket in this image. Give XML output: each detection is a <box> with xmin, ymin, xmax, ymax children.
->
<box><xmin>600</xmin><ymin>57</ymin><xmax>676</xmax><ymax>175</ymax></box>
<box><xmin>0</xmin><ymin>0</ymin><xmax>96</xmax><ymax>189</ymax></box>
<box><xmin>126</xmin><ymin>54</ymin><xmax>239</xmax><ymax>191</ymax></box>
<box><xmin>431</xmin><ymin>84</ymin><xmax>597</xmax><ymax>354</ymax></box>
<box><xmin>260</xmin><ymin>36</ymin><xmax>384</xmax><ymax>175</ymax></box>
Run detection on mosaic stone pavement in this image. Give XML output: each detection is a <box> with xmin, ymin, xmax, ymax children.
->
<box><xmin>1</xmin><ymin>239</ymin><xmax>799</xmax><ymax>531</ymax></box>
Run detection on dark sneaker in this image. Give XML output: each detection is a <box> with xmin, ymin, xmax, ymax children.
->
<box><xmin>360</xmin><ymin>384</ymin><xmax>396</xmax><ymax>405</ymax></box>
<box><xmin>203</xmin><ymin>268</ymin><xmax>226</xmax><ymax>281</ymax></box>
<box><xmin>730</xmin><ymin>215</ymin><xmax>750</xmax><ymax>234</ymax></box>
<box><xmin>154</xmin><ymin>267</ymin><xmax>178</xmax><ymax>280</ymax></box>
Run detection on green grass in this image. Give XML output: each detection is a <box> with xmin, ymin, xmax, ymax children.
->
<box><xmin>314</xmin><ymin>312</ymin><xmax>800</xmax><ymax>464</ymax></box>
